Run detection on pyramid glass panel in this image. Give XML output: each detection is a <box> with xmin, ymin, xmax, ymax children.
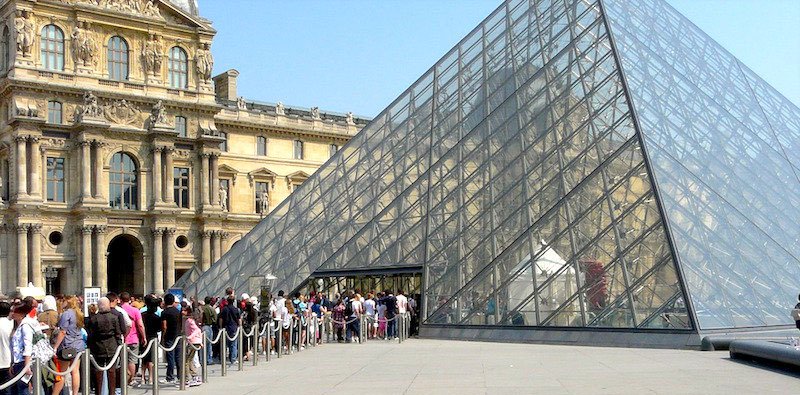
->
<box><xmin>188</xmin><ymin>0</ymin><xmax>800</xmax><ymax>344</ymax></box>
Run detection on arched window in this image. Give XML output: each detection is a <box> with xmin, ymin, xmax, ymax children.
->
<box><xmin>168</xmin><ymin>46</ymin><xmax>188</xmax><ymax>89</ymax></box>
<box><xmin>47</xmin><ymin>101</ymin><xmax>62</xmax><ymax>124</ymax></box>
<box><xmin>40</xmin><ymin>25</ymin><xmax>65</xmax><ymax>71</ymax></box>
<box><xmin>109</xmin><ymin>152</ymin><xmax>138</xmax><ymax>210</ymax></box>
<box><xmin>1</xmin><ymin>27</ymin><xmax>8</xmax><ymax>73</ymax></box>
<box><xmin>107</xmin><ymin>36</ymin><xmax>129</xmax><ymax>81</ymax></box>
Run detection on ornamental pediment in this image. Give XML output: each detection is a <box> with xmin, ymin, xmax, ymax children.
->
<box><xmin>51</xmin><ymin>0</ymin><xmax>212</xmax><ymax>30</ymax></box>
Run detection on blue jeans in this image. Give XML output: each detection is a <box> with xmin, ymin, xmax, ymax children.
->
<box><xmin>227</xmin><ymin>329</ymin><xmax>238</xmax><ymax>363</ymax></box>
<box><xmin>164</xmin><ymin>338</ymin><xmax>181</xmax><ymax>381</ymax></box>
<box><xmin>386</xmin><ymin>315</ymin><xmax>397</xmax><ymax>338</ymax></box>
<box><xmin>202</xmin><ymin>326</ymin><xmax>214</xmax><ymax>363</ymax></box>
<box><xmin>9</xmin><ymin>362</ymin><xmax>29</xmax><ymax>395</ymax></box>
<box><xmin>346</xmin><ymin>317</ymin><xmax>360</xmax><ymax>341</ymax></box>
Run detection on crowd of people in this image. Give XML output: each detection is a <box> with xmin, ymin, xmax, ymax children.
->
<box><xmin>0</xmin><ymin>287</ymin><xmax>418</xmax><ymax>395</ymax></box>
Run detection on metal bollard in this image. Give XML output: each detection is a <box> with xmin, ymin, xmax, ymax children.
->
<box><xmin>276</xmin><ymin>320</ymin><xmax>282</xmax><ymax>359</ymax></box>
<box><xmin>152</xmin><ymin>342</ymin><xmax>160</xmax><ymax>395</ymax></box>
<box><xmin>33</xmin><ymin>358</ymin><xmax>42</xmax><ymax>395</ymax></box>
<box><xmin>265</xmin><ymin>322</ymin><xmax>271</xmax><ymax>362</ymax></box>
<box><xmin>359</xmin><ymin>315</ymin><xmax>365</xmax><ymax>344</ymax></box>
<box><xmin>82</xmin><ymin>349</ymin><xmax>91</xmax><ymax>395</ymax></box>
<box><xmin>237</xmin><ymin>327</ymin><xmax>244</xmax><ymax>371</ymax></box>
<box><xmin>220</xmin><ymin>330</ymin><xmax>227</xmax><ymax>377</ymax></box>
<box><xmin>201</xmin><ymin>338</ymin><xmax>208</xmax><ymax>384</ymax></box>
<box><xmin>180</xmin><ymin>336</ymin><xmax>187</xmax><ymax>391</ymax></box>
<box><xmin>253</xmin><ymin>321</ymin><xmax>259</xmax><ymax>366</ymax></box>
<box><xmin>121</xmin><ymin>343</ymin><xmax>128</xmax><ymax>395</ymax></box>
<box><xmin>288</xmin><ymin>321</ymin><xmax>294</xmax><ymax>355</ymax></box>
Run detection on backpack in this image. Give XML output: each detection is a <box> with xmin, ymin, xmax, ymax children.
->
<box><xmin>27</xmin><ymin>323</ymin><xmax>55</xmax><ymax>361</ymax></box>
<box><xmin>791</xmin><ymin>308</ymin><xmax>800</xmax><ymax>321</ymax></box>
<box><xmin>344</xmin><ymin>301</ymin><xmax>353</xmax><ymax>317</ymax></box>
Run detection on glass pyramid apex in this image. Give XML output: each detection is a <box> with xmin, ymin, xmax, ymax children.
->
<box><xmin>187</xmin><ymin>0</ymin><xmax>800</xmax><ymax>344</ymax></box>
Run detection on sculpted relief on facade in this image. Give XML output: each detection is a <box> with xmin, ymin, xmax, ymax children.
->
<box><xmin>195</xmin><ymin>43</ymin><xmax>213</xmax><ymax>82</ymax></box>
<box><xmin>62</xmin><ymin>0</ymin><xmax>162</xmax><ymax>19</ymax></box>
<box><xmin>141</xmin><ymin>34</ymin><xmax>163</xmax><ymax>76</ymax></box>
<box><xmin>14</xmin><ymin>10</ymin><xmax>34</xmax><ymax>57</ymax></box>
<box><xmin>71</xmin><ymin>21</ymin><xmax>97</xmax><ymax>67</ymax></box>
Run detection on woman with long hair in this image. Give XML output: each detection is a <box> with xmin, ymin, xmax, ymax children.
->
<box><xmin>51</xmin><ymin>296</ymin><xmax>85</xmax><ymax>395</ymax></box>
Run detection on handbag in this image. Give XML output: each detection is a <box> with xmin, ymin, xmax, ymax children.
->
<box><xmin>791</xmin><ymin>308</ymin><xmax>800</xmax><ymax>321</ymax></box>
<box><xmin>28</xmin><ymin>324</ymin><xmax>55</xmax><ymax>361</ymax></box>
<box><xmin>56</xmin><ymin>347</ymin><xmax>78</xmax><ymax>361</ymax></box>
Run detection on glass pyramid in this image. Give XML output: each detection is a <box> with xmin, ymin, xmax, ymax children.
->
<box><xmin>187</xmin><ymin>0</ymin><xmax>800</xmax><ymax>341</ymax></box>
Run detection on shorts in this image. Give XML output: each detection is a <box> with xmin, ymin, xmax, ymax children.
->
<box><xmin>126</xmin><ymin>344</ymin><xmax>139</xmax><ymax>365</ymax></box>
<box><xmin>141</xmin><ymin>341</ymin><xmax>157</xmax><ymax>364</ymax></box>
<box><xmin>378</xmin><ymin>318</ymin><xmax>387</xmax><ymax>331</ymax></box>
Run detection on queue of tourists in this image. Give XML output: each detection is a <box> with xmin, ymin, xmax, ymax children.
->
<box><xmin>0</xmin><ymin>287</ymin><xmax>417</xmax><ymax>395</ymax></box>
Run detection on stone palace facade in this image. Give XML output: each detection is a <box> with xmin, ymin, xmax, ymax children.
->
<box><xmin>0</xmin><ymin>0</ymin><xmax>367</xmax><ymax>295</ymax></box>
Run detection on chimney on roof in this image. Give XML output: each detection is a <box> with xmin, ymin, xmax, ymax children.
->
<box><xmin>213</xmin><ymin>69</ymin><xmax>239</xmax><ymax>101</ymax></box>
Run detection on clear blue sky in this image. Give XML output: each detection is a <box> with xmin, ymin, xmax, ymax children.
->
<box><xmin>198</xmin><ymin>0</ymin><xmax>800</xmax><ymax>118</ymax></box>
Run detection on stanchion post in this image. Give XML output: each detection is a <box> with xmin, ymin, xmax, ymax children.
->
<box><xmin>253</xmin><ymin>321</ymin><xmax>259</xmax><ymax>367</ymax></box>
<box><xmin>82</xmin><ymin>349</ymin><xmax>91</xmax><ymax>395</ymax></box>
<box><xmin>237</xmin><ymin>327</ymin><xmax>244</xmax><ymax>372</ymax></box>
<box><xmin>152</xmin><ymin>342</ymin><xmax>160</xmax><ymax>395</ymax></box>
<box><xmin>180</xmin><ymin>336</ymin><xmax>187</xmax><ymax>391</ymax></box>
<box><xmin>288</xmin><ymin>321</ymin><xmax>293</xmax><ymax>355</ymax></box>
<box><xmin>265</xmin><ymin>322</ymin><xmax>271</xmax><ymax>362</ymax></box>
<box><xmin>121</xmin><ymin>343</ymin><xmax>128</xmax><ymax>395</ymax></box>
<box><xmin>220</xmin><ymin>331</ymin><xmax>227</xmax><ymax>377</ymax></box>
<box><xmin>33</xmin><ymin>358</ymin><xmax>42</xmax><ymax>395</ymax></box>
<box><xmin>276</xmin><ymin>320</ymin><xmax>282</xmax><ymax>359</ymax></box>
<box><xmin>201</xmin><ymin>338</ymin><xmax>208</xmax><ymax>384</ymax></box>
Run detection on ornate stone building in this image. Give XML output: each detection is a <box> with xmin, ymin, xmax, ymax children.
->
<box><xmin>0</xmin><ymin>0</ymin><xmax>368</xmax><ymax>295</ymax></box>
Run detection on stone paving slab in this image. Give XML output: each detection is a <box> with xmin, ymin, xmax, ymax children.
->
<box><xmin>126</xmin><ymin>338</ymin><xmax>800</xmax><ymax>394</ymax></box>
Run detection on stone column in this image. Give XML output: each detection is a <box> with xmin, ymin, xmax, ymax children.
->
<box><xmin>152</xmin><ymin>147</ymin><xmax>163</xmax><ymax>205</ymax></box>
<box><xmin>200</xmin><ymin>153</ymin><xmax>210</xmax><ymax>206</ymax></box>
<box><xmin>210</xmin><ymin>154</ymin><xmax>220</xmax><ymax>206</ymax></box>
<box><xmin>164</xmin><ymin>148</ymin><xmax>174</xmax><ymax>204</ymax></box>
<box><xmin>92</xmin><ymin>141</ymin><xmax>105</xmax><ymax>200</ymax></box>
<box><xmin>28</xmin><ymin>137</ymin><xmax>41</xmax><ymax>198</ymax></box>
<box><xmin>80</xmin><ymin>141</ymin><xmax>92</xmax><ymax>200</ymax></box>
<box><xmin>40</xmin><ymin>146</ymin><xmax>47</xmax><ymax>202</ymax></box>
<box><xmin>29</xmin><ymin>224</ymin><xmax>42</xmax><ymax>287</ymax></box>
<box><xmin>15</xmin><ymin>224</ymin><xmax>28</xmax><ymax>287</ymax></box>
<box><xmin>152</xmin><ymin>228</ymin><xmax>164</xmax><ymax>293</ymax></box>
<box><xmin>15</xmin><ymin>136</ymin><xmax>27</xmax><ymax>198</ymax></box>
<box><xmin>220</xmin><ymin>231</ymin><xmax>229</xmax><ymax>255</ymax></box>
<box><xmin>80</xmin><ymin>225</ymin><xmax>93</xmax><ymax>288</ymax></box>
<box><xmin>211</xmin><ymin>230</ymin><xmax>222</xmax><ymax>263</ymax></box>
<box><xmin>164</xmin><ymin>228</ymin><xmax>176</xmax><ymax>288</ymax></box>
<box><xmin>201</xmin><ymin>230</ymin><xmax>212</xmax><ymax>271</ymax></box>
<box><xmin>94</xmin><ymin>226</ymin><xmax>107</xmax><ymax>292</ymax></box>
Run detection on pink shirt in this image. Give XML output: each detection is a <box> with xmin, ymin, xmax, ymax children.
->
<box><xmin>121</xmin><ymin>303</ymin><xmax>143</xmax><ymax>345</ymax></box>
<box><xmin>184</xmin><ymin>317</ymin><xmax>202</xmax><ymax>345</ymax></box>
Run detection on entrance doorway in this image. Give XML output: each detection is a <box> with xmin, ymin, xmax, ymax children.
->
<box><xmin>107</xmin><ymin>234</ymin><xmax>143</xmax><ymax>294</ymax></box>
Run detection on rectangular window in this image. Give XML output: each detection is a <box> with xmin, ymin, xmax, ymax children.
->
<box><xmin>329</xmin><ymin>143</ymin><xmax>338</xmax><ymax>157</ymax></box>
<box><xmin>47</xmin><ymin>101</ymin><xmax>62</xmax><ymax>124</ymax></box>
<box><xmin>257</xmin><ymin>136</ymin><xmax>267</xmax><ymax>156</ymax></box>
<box><xmin>293</xmin><ymin>140</ymin><xmax>304</xmax><ymax>160</ymax></box>
<box><xmin>175</xmin><ymin>116</ymin><xmax>187</xmax><ymax>137</ymax></box>
<box><xmin>46</xmin><ymin>157</ymin><xmax>65</xmax><ymax>202</ymax></box>
<box><xmin>255</xmin><ymin>181</ymin><xmax>269</xmax><ymax>214</ymax></box>
<box><xmin>174</xmin><ymin>167</ymin><xmax>190</xmax><ymax>208</ymax></box>
<box><xmin>220</xmin><ymin>179</ymin><xmax>230</xmax><ymax>211</ymax></box>
<box><xmin>219</xmin><ymin>131</ymin><xmax>228</xmax><ymax>152</ymax></box>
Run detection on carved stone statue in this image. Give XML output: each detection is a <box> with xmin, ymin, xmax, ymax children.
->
<box><xmin>275</xmin><ymin>102</ymin><xmax>285</xmax><ymax>116</ymax></box>
<box><xmin>104</xmin><ymin>99</ymin><xmax>139</xmax><ymax>125</ymax></box>
<box><xmin>150</xmin><ymin>100</ymin><xmax>168</xmax><ymax>125</ymax></box>
<box><xmin>142</xmin><ymin>0</ymin><xmax>161</xmax><ymax>17</ymax></box>
<box><xmin>14</xmin><ymin>10</ymin><xmax>34</xmax><ymax>57</ymax></box>
<box><xmin>346</xmin><ymin>112</ymin><xmax>355</xmax><ymax>125</ymax></box>
<box><xmin>141</xmin><ymin>34</ymin><xmax>163</xmax><ymax>75</ymax></box>
<box><xmin>71</xmin><ymin>22</ymin><xmax>97</xmax><ymax>67</ymax></box>
<box><xmin>310</xmin><ymin>107</ymin><xmax>320</xmax><ymax>120</ymax></box>
<box><xmin>78</xmin><ymin>91</ymin><xmax>103</xmax><ymax>119</ymax></box>
<box><xmin>219</xmin><ymin>186</ymin><xmax>228</xmax><ymax>211</ymax></box>
<box><xmin>258</xmin><ymin>190</ymin><xmax>269</xmax><ymax>214</ymax></box>
<box><xmin>195</xmin><ymin>43</ymin><xmax>214</xmax><ymax>82</ymax></box>
<box><xmin>236</xmin><ymin>97</ymin><xmax>246</xmax><ymax>110</ymax></box>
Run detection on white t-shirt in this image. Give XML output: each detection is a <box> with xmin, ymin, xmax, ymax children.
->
<box><xmin>396</xmin><ymin>294</ymin><xmax>408</xmax><ymax>314</ymax></box>
<box><xmin>0</xmin><ymin>317</ymin><xmax>13</xmax><ymax>369</ymax></box>
<box><xmin>377</xmin><ymin>304</ymin><xmax>386</xmax><ymax>319</ymax></box>
<box><xmin>280</xmin><ymin>306</ymin><xmax>291</xmax><ymax>328</ymax></box>
<box><xmin>363</xmin><ymin>299</ymin><xmax>376</xmax><ymax>316</ymax></box>
<box><xmin>349</xmin><ymin>300</ymin><xmax>362</xmax><ymax>317</ymax></box>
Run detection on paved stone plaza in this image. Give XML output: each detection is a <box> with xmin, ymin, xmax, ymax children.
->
<box><xmin>130</xmin><ymin>339</ymin><xmax>800</xmax><ymax>394</ymax></box>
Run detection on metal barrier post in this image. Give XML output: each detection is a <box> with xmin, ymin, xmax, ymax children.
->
<box><xmin>359</xmin><ymin>315</ymin><xmax>365</xmax><ymax>344</ymax></box>
<box><xmin>237</xmin><ymin>327</ymin><xmax>244</xmax><ymax>371</ymax></box>
<box><xmin>82</xmin><ymin>348</ymin><xmax>91</xmax><ymax>395</ymax></box>
<box><xmin>220</xmin><ymin>330</ymin><xmax>227</xmax><ymax>377</ymax></box>
<box><xmin>265</xmin><ymin>322</ymin><xmax>271</xmax><ymax>362</ymax></box>
<box><xmin>152</xmin><ymin>342</ymin><xmax>160</xmax><ymax>395</ymax></box>
<box><xmin>121</xmin><ymin>343</ymin><xmax>128</xmax><ymax>395</ymax></box>
<box><xmin>288</xmin><ymin>321</ymin><xmax>293</xmax><ymax>355</ymax></box>
<box><xmin>304</xmin><ymin>321</ymin><xmax>309</xmax><ymax>349</ymax></box>
<box><xmin>179</xmin><ymin>336</ymin><xmax>187</xmax><ymax>391</ymax></box>
<box><xmin>201</xmin><ymin>338</ymin><xmax>208</xmax><ymax>384</ymax></box>
<box><xmin>253</xmin><ymin>320</ymin><xmax>259</xmax><ymax>366</ymax></box>
<box><xmin>276</xmin><ymin>320</ymin><xmax>282</xmax><ymax>359</ymax></box>
<box><xmin>33</xmin><ymin>358</ymin><xmax>42</xmax><ymax>395</ymax></box>
<box><xmin>325</xmin><ymin>315</ymin><xmax>330</xmax><ymax>343</ymax></box>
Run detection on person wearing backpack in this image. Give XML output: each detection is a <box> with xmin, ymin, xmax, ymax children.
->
<box><xmin>9</xmin><ymin>300</ymin><xmax>36</xmax><ymax>395</ymax></box>
<box><xmin>201</xmin><ymin>297</ymin><xmax>217</xmax><ymax>364</ymax></box>
<box><xmin>345</xmin><ymin>294</ymin><xmax>363</xmax><ymax>343</ymax></box>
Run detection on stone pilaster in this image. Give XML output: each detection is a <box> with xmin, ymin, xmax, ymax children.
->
<box><xmin>152</xmin><ymin>228</ymin><xmax>164</xmax><ymax>293</ymax></box>
<box><xmin>28</xmin><ymin>137</ymin><xmax>41</xmax><ymax>199</ymax></box>
<box><xmin>14</xmin><ymin>136</ymin><xmax>27</xmax><ymax>199</ymax></box>
<box><xmin>152</xmin><ymin>147</ymin><xmax>163</xmax><ymax>205</ymax></box>
<box><xmin>164</xmin><ymin>228</ymin><xmax>176</xmax><ymax>288</ymax></box>
<box><xmin>80</xmin><ymin>225</ymin><xmax>94</xmax><ymax>288</ymax></box>
<box><xmin>200</xmin><ymin>153</ymin><xmax>210</xmax><ymax>206</ymax></box>
<box><xmin>164</xmin><ymin>148</ymin><xmax>174</xmax><ymax>204</ymax></box>
<box><xmin>28</xmin><ymin>224</ymin><xmax>42</xmax><ymax>287</ymax></box>
<box><xmin>201</xmin><ymin>230</ymin><xmax>212</xmax><ymax>271</ymax></box>
<box><xmin>80</xmin><ymin>141</ymin><xmax>92</xmax><ymax>200</ymax></box>
<box><xmin>210</xmin><ymin>154</ymin><xmax>220</xmax><ymax>206</ymax></box>
<box><xmin>92</xmin><ymin>141</ymin><xmax>106</xmax><ymax>200</ymax></box>
<box><xmin>94</xmin><ymin>225</ymin><xmax>107</xmax><ymax>292</ymax></box>
<box><xmin>15</xmin><ymin>224</ymin><xmax>28</xmax><ymax>287</ymax></box>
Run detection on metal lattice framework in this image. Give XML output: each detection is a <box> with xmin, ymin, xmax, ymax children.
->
<box><xmin>187</xmin><ymin>0</ymin><xmax>800</xmax><ymax>335</ymax></box>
